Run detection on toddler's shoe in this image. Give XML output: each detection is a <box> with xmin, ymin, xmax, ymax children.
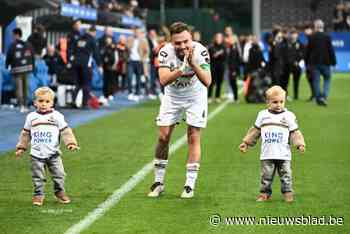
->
<box><xmin>283</xmin><ymin>192</ymin><xmax>294</xmax><ymax>203</ymax></box>
<box><xmin>55</xmin><ymin>191</ymin><xmax>71</xmax><ymax>204</ymax></box>
<box><xmin>32</xmin><ymin>195</ymin><xmax>44</xmax><ymax>206</ymax></box>
<box><xmin>256</xmin><ymin>193</ymin><xmax>271</xmax><ymax>202</ymax></box>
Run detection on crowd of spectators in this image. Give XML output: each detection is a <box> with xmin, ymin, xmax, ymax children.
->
<box><xmin>66</xmin><ymin>0</ymin><xmax>146</xmax><ymax>19</ymax></box>
<box><xmin>333</xmin><ymin>2</ymin><xmax>350</xmax><ymax>31</ymax></box>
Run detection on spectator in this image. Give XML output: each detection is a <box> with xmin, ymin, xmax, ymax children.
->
<box><xmin>116</xmin><ymin>35</ymin><xmax>128</xmax><ymax>91</ymax></box>
<box><xmin>147</xmin><ymin>29</ymin><xmax>159</xmax><ymax>98</ymax></box>
<box><xmin>270</xmin><ymin>28</ymin><xmax>288</xmax><ymax>87</ymax></box>
<box><xmin>208</xmin><ymin>33</ymin><xmax>226</xmax><ymax>103</ymax></box>
<box><xmin>303</xmin><ymin>23</ymin><xmax>316</xmax><ymax>101</ymax></box>
<box><xmin>98</xmin><ymin>26</ymin><xmax>115</xmax><ymax>52</ymax></box>
<box><xmin>67</xmin><ymin>19</ymin><xmax>82</xmax><ymax>69</ymax></box>
<box><xmin>246</xmin><ymin>35</ymin><xmax>265</xmax><ymax>74</ymax></box>
<box><xmin>286</xmin><ymin>29</ymin><xmax>304</xmax><ymax>100</ymax></box>
<box><xmin>100</xmin><ymin>36</ymin><xmax>117</xmax><ymax>105</ymax></box>
<box><xmin>43</xmin><ymin>44</ymin><xmax>65</xmax><ymax>87</ymax></box>
<box><xmin>126</xmin><ymin>27</ymin><xmax>148</xmax><ymax>101</ymax></box>
<box><xmin>6</xmin><ymin>28</ymin><xmax>35</xmax><ymax>113</ymax></box>
<box><xmin>333</xmin><ymin>3</ymin><xmax>345</xmax><ymax>31</ymax></box>
<box><xmin>73</xmin><ymin>25</ymin><xmax>102</xmax><ymax>108</ymax></box>
<box><xmin>27</xmin><ymin>24</ymin><xmax>47</xmax><ymax>58</ymax></box>
<box><xmin>226</xmin><ymin>33</ymin><xmax>242</xmax><ymax>103</ymax></box>
<box><xmin>306</xmin><ymin>19</ymin><xmax>336</xmax><ymax>106</ymax></box>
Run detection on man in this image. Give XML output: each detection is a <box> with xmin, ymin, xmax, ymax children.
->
<box><xmin>43</xmin><ymin>44</ymin><xmax>65</xmax><ymax>86</ymax></box>
<box><xmin>147</xmin><ymin>29</ymin><xmax>159</xmax><ymax>99</ymax></box>
<box><xmin>286</xmin><ymin>29</ymin><xmax>304</xmax><ymax>100</ymax></box>
<box><xmin>148</xmin><ymin>22</ymin><xmax>211</xmax><ymax>199</ymax></box>
<box><xmin>208</xmin><ymin>32</ymin><xmax>226</xmax><ymax>103</ymax></box>
<box><xmin>67</xmin><ymin>19</ymin><xmax>81</xmax><ymax>69</ymax></box>
<box><xmin>73</xmin><ymin>25</ymin><xmax>102</xmax><ymax>108</ymax></box>
<box><xmin>306</xmin><ymin>19</ymin><xmax>336</xmax><ymax>106</ymax></box>
<box><xmin>126</xmin><ymin>27</ymin><xmax>148</xmax><ymax>101</ymax></box>
<box><xmin>98</xmin><ymin>26</ymin><xmax>115</xmax><ymax>60</ymax></box>
<box><xmin>6</xmin><ymin>28</ymin><xmax>35</xmax><ymax>113</ymax></box>
<box><xmin>304</xmin><ymin>23</ymin><xmax>315</xmax><ymax>101</ymax></box>
<box><xmin>27</xmin><ymin>24</ymin><xmax>47</xmax><ymax>58</ymax></box>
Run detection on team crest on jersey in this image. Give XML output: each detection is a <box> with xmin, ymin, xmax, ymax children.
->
<box><xmin>48</xmin><ymin>116</ymin><xmax>56</xmax><ymax>123</ymax></box>
<box><xmin>280</xmin><ymin>117</ymin><xmax>288</xmax><ymax>125</ymax></box>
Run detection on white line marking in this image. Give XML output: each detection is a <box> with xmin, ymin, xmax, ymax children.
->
<box><xmin>64</xmin><ymin>99</ymin><xmax>231</xmax><ymax>234</ymax></box>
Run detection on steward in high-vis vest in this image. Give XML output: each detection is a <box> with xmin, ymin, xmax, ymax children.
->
<box><xmin>6</xmin><ymin>27</ymin><xmax>35</xmax><ymax>113</ymax></box>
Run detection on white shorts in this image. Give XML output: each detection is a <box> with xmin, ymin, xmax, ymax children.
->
<box><xmin>156</xmin><ymin>94</ymin><xmax>208</xmax><ymax>128</ymax></box>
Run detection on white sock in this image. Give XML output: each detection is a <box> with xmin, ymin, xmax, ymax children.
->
<box><xmin>185</xmin><ymin>163</ymin><xmax>200</xmax><ymax>189</ymax></box>
<box><xmin>154</xmin><ymin>159</ymin><xmax>168</xmax><ymax>184</ymax></box>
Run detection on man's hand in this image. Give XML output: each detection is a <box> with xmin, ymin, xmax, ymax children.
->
<box><xmin>186</xmin><ymin>46</ymin><xmax>195</xmax><ymax>67</ymax></box>
<box><xmin>179</xmin><ymin>53</ymin><xmax>189</xmax><ymax>73</ymax></box>
<box><xmin>15</xmin><ymin>149</ymin><xmax>25</xmax><ymax>159</ymax></box>
<box><xmin>239</xmin><ymin>142</ymin><xmax>248</xmax><ymax>153</ymax></box>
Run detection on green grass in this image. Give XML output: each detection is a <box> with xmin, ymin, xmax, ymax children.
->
<box><xmin>0</xmin><ymin>74</ymin><xmax>349</xmax><ymax>234</ymax></box>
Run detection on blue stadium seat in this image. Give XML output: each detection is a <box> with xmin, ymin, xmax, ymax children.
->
<box><xmin>0</xmin><ymin>54</ymin><xmax>15</xmax><ymax>92</ymax></box>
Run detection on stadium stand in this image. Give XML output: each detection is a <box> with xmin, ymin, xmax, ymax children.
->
<box><xmin>261</xmin><ymin>0</ymin><xmax>334</xmax><ymax>30</ymax></box>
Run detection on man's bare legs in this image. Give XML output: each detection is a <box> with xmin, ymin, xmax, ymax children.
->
<box><xmin>182</xmin><ymin>126</ymin><xmax>201</xmax><ymax>198</ymax></box>
<box><xmin>149</xmin><ymin>125</ymin><xmax>202</xmax><ymax>198</ymax></box>
<box><xmin>148</xmin><ymin>125</ymin><xmax>175</xmax><ymax>197</ymax></box>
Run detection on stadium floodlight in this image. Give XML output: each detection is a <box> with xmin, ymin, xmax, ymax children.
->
<box><xmin>160</xmin><ymin>0</ymin><xmax>166</xmax><ymax>27</ymax></box>
<box><xmin>252</xmin><ymin>0</ymin><xmax>261</xmax><ymax>38</ymax></box>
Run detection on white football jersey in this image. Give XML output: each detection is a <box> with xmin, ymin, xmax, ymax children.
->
<box><xmin>23</xmin><ymin>110</ymin><xmax>68</xmax><ymax>159</ymax></box>
<box><xmin>158</xmin><ymin>41</ymin><xmax>210</xmax><ymax>98</ymax></box>
<box><xmin>254</xmin><ymin>109</ymin><xmax>299</xmax><ymax>160</ymax></box>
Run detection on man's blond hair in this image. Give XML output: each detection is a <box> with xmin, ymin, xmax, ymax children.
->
<box><xmin>35</xmin><ymin>87</ymin><xmax>55</xmax><ymax>101</ymax></box>
<box><xmin>265</xmin><ymin>85</ymin><xmax>286</xmax><ymax>100</ymax></box>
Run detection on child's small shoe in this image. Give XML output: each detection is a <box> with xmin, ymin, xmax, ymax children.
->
<box><xmin>256</xmin><ymin>193</ymin><xmax>271</xmax><ymax>202</ymax></box>
<box><xmin>55</xmin><ymin>191</ymin><xmax>71</xmax><ymax>204</ymax></box>
<box><xmin>283</xmin><ymin>192</ymin><xmax>294</xmax><ymax>203</ymax></box>
<box><xmin>32</xmin><ymin>195</ymin><xmax>44</xmax><ymax>206</ymax></box>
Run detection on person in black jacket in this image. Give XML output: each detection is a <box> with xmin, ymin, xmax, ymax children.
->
<box><xmin>67</xmin><ymin>19</ymin><xmax>81</xmax><ymax>69</ymax></box>
<box><xmin>98</xmin><ymin>26</ymin><xmax>115</xmax><ymax>60</ymax></box>
<box><xmin>304</xmin><ymin>24</ymin><xmax>316</xmax><ymax>101</ymax></box>
<box><xmin>306</xmin><ymin>19</ymin><xmax>336</xmax><ymax>106</ymax></box>
<box><xmin>27</xmin><ymin>24</ymin><xmax>47</xmax><ymax>58</ymax></box>
<box><xmin>101</xmin><ymin>36</ymin><xmax>116</xmax><ymax>102</ymax></box>
<box><xmin>6</xmin><ymin>28</ymin><xmax>35</xmax><ymax>112</ymax></box>
<box><xmin>227</xmin><ymin>37</ymin><xmax>241</xmax><ymax>102</ymax></box>
<box><xmin>208</xmin><ymin>33</ymin><xmax>226</xmax><ymax>102</ymax></box>
<box><xmin>286</xmin><ymin>29</ymin><xmax>304</xmax><ymax>100</ymax></box>
<box><xmin>73</xmin><ymin>25</ymin><xmax>102</xmax><ymax>108</ymax></box>
<box><xmin>270</xmin><ymin>28</ymin><xmax>288</xmax><ymax>87</ymax></box>
<box><xmin>246</xmin><ymin>36</ymin><xmax>265</xmax><ymax>74</ymax></box>
<box><xmin>43</xmin><ymin>45</ymin><xmax>65</xmax><ymax>86</ymax></box>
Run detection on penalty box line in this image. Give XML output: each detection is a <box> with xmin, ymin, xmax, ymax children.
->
<box><xmin>64</xmin><ymin>99</ymin><xmax>231</xmax><ymax>234</ymax></box>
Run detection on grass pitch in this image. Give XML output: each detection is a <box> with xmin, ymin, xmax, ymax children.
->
<box><xmin>0</xmin><ymin>74</ymin><xmax>349</xmax><ymax>234</ymax></box>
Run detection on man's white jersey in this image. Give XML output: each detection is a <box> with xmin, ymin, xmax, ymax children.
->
<box><xmin>254</xmin><ymin>109</ymin><xmax>299</xmax><ymax>160</ymax></box>
<box><xmin>23</xmin><ymin>110</ymin><xmax>68</xmax><ymax>159</ymax></box>
<box><xmin>158</xmin><ymin>41</ymin><xmax>210</xmax><ymax>98</ymax></box>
